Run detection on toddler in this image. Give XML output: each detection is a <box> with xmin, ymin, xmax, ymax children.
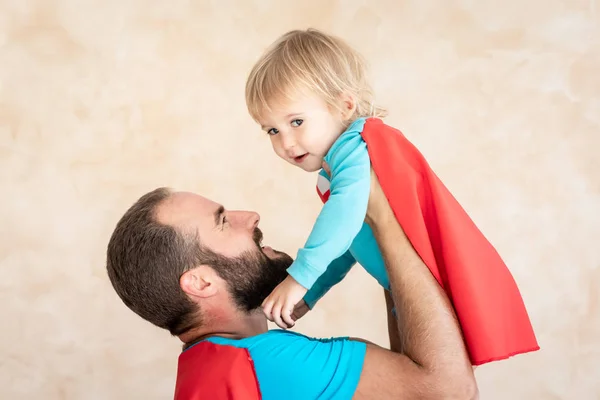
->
<box><xmin>244</xmin><ymin>28</ymin><xmax>539</xmax><ymax>366</ymax></box>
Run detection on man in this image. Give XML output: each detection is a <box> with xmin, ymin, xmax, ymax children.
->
<box><xmin>106</xmin><ymin>172</ymin><xmax>477</xmax><ymax>399</ymax></box>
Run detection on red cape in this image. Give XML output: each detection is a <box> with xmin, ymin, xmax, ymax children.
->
<box><xmin>174</xmin><ymin>341</ymin><xmax>261</xmax><ymax>399</ymax></box>
<box><xmin>354</xmin><ymin>118</ymin><xmax>538</xmax><ymax>365</ymax></box>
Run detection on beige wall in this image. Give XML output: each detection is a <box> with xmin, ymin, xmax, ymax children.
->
<box><xmin>1</xmin><ymin>0</ymin><xmax>598</xmax><ymax>398</ymax></box>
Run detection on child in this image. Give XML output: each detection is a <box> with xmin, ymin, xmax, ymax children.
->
<box><xmin>245</xmin><ymin>28</ymin><xmax>539</xmax><ymax>366</ymax></box>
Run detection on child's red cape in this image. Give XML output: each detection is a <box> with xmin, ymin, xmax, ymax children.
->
<box><xmin>328</xmin><ymin>118</ymin><xmax>538</xmax><ymax>365</ymax></box>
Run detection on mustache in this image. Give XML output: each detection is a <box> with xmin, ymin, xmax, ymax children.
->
<box><xmin>253</xmin><ymin>228</ymin><xmax>263</xmax><ymax>247</ymax></box>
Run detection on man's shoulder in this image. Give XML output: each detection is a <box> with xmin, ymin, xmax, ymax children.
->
<box><xmin>177</xmin><ymin>340</ymin><xmax>255</xmax><ymax>377</ymax></box>
<box><xmin>178</xmin><ymin>330</ymin><xmax>331</xmax><ymax>359</ymax></box>
<box><xmin>207</xmin><ymin>329</ymin><xmax>351</xmax><ymax>351</ymax></box>
<box><xmin>176</xmin><ymin>331</ymin><xmax>367</xmax><ymax>400</ymax></box>
<box><xmin>174</xmin><ymin>341</ymin><xmax>261</xmax><ymax>399</ymax></box>
<box><xmin>240</xmin><ymin>330</ymin><xmax>367</xmax><ymax>379</ymax></box>
<box><xmin>197</xmin><ymin>330</ymin><xmax>365</xmax><ymax>372</ymax></box>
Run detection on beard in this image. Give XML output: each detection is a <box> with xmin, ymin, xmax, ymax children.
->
<box><xmin>207</xmin><ymin>228</ymin><xmax>293</xmax><ymax>312</ymax></box>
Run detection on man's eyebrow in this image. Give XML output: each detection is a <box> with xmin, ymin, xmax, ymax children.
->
<box><xmin>213</xmin><ymin>205</ymin><xmax>225</xmax><ymax>226</ymax></box>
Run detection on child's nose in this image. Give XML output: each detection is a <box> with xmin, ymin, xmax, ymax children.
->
<box><xmin>280</xmin><ymin>132</ymin><xmax>295</xmax><ymax>151</ymax></box>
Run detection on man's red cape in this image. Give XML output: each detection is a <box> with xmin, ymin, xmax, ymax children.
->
<box><xmin>174</xmin><ymin>342</ymin><xmax>261</xmax><ymax>399</ymax></box>
<box><xmin>320</xmin><ymin>118</ymin><xmax>539</xmax><ymax>365</ymax></box>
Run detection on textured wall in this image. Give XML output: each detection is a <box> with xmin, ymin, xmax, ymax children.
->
<box><xmin>1</xmin><ymin>0</ymin><xmax>598</xmax><ymax>398</ymax></box>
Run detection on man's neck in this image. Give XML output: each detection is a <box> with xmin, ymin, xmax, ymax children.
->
<box><xmin>179</xmin><ymin>309</ymin><xmax>268</xmax><ymax>351</ymax></box>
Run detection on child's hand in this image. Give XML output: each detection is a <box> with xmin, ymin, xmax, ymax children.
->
<box><xmin>262</xmin><ymin>276</ymin><xmax>308</xmax><ymax>329</ymax></box>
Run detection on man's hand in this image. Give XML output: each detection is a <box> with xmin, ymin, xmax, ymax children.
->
<box><xmin>322</xmin><ymin>160</ymin><xmax>331</xmax><ymax>176</ymax></box>
<box><xmin>262</xmin><ymin>275</ymin><xmax>308</xmax><ymax>329</ymax></box>
<box><xmin>365</xmin><ymin>168</ymin><xmax>393</xmax><ymax>228</ymax></box>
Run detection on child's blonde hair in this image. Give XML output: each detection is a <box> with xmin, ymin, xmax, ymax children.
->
<box><xmin>245</xmin><ymin>28</ymin><xmax>387</xmax><ymax>123</ymax></box>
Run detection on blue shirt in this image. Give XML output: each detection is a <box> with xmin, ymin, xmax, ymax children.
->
<box><xmin>304</xmin><ymin>222</ymin><xmax>390</xmax><ymax>308</ymax></box>
<box><xmin>283</xmin><ymin>118</ymin><xmax>390</xmax><ymax>307</ymax></box>
<box><xmin>193</xmin><ymin>330</ymin><xmax>367</xmax><ymax>399</ymax></box>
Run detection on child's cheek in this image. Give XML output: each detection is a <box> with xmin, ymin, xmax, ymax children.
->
<box><xmin>270</xmin><ymin>141</ymin><xmax>287</xmax><ymax>161</ymax></box>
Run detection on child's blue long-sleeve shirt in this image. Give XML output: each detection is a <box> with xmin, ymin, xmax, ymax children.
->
<box><xmin>287</xmin><ymin>118</ymin><xmax>389</xmax><ymax>295</ymax></box>
<box><xmin>302</xmin><ymin>222</ymin><xmax>390</xmax><ymax>309</ymax></box>
<box><xmin>286</xmin><ymin>118</ymin><xmax>370</xmax><ymax>290</ymax></box>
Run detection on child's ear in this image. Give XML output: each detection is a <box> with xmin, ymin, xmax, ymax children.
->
<box><xmin>338</xmin><ymin>93</ymin><xmax>357</xmax><ymax>121</ymax></box>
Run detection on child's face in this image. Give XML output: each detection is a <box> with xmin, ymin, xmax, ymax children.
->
<box><xmin>257</xmin><ymin>92</ymin><xmax>350</xmax><ymax>172</ymax></box>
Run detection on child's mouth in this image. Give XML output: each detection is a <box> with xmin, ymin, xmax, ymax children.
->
<box><xmin>294</xmin><ymin>153</ymin><xmax>308</xmax><ymax>163</ymax></box>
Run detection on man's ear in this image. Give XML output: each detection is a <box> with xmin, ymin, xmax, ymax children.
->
<box><xmin>180</xmin><ymin>265</ymin><xmax>219</xmax><ymax>299</ymax></box>
<box><xmin>338</xmin><ymin>93</ymin><xmax>357</xmax><ymax>121</ymax></box>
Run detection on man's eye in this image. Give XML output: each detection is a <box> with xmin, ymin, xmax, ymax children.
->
<box><xmin>291</xmin><ymin>119</ymin><xmax>303</xmax><ymax>127</ymax></box>
<box><xmin>221</xmin><ymin>215</ymin><xmax>227</xmax><ymax>230</ymax></box>
<box><xmin>267</xmin><ymin>128</ymin><xmax>279</xmax><ymax>135</ymax></box>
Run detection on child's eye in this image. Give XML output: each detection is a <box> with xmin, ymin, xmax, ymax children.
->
<box><xmin>291</xmin><ymin>119</ymin><xmax>303</xmax><ymax>127</ymax></box>
<box><xmin>267</xmin><ymin>128</ymin><xmax>279</xmax><ymax>135</ymax></box>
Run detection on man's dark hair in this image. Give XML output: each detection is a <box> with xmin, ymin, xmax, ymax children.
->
<box><xmin>106</xmin><ymin>187</ymin><xmax>200</xmax><ymax>336</ymax></box>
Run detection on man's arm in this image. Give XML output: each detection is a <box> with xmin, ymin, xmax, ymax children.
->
<box><xmin>384</xmin><ymin>289</ymin><xmax>403</xmax><ymax>354</ymax></box>
<box><xmin>353</xmin><ymin>170</ymin><xmax>477</xmax><ymax>400</ymax></box>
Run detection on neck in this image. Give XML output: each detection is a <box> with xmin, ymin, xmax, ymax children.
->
<box><xmin>179</xmin><ymin>309</ymin><xmax>268</xmax><ymax>350</ymax></box>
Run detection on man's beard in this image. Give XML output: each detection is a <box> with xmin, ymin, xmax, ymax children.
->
<box><xmin>208</xmin><ymin>228</ymin><xmax>293</xmax><ymax>312</ymax></box>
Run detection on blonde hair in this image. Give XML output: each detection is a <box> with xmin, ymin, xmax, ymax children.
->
<box><xmin>245</xmin><ymin>28</ymin><xmax>387</xmax><ymax>123</ymax></box>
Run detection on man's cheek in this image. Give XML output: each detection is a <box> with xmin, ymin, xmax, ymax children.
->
<box><xmin>213</xmin><ymin>240</ymin><xmax>251</xmax><ymax>259</ymax></box>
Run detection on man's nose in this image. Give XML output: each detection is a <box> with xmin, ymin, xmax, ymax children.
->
<box><xmin>247</xmin><ymin>211</ymin><xmax>260</xmax><ymax>229</ymax></box>
<box><xmin>231</xmin><ymin>211</ymin><xmax>260</xmax><ymax>230</ymax></box>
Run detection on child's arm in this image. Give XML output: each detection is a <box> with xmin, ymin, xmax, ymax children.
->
<box><xmin>303</xmin><ymin>250</ymin><xmax>357</xmax><ymax>309</ymax></box>
<box><xmin>287</xmin><ymin>134</ymin><xmax>371</xmax><ymax>290</ymax></box>
<box><xmin>262</xmin><ymin>134</ymin><xmax>371</xmax><ymax>329</ymax></box>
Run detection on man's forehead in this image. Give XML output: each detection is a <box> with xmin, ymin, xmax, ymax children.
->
<box><xmin>156</xmin><ymin>191</ymin><xmax>220</xmax><ymax>228</ymax></box>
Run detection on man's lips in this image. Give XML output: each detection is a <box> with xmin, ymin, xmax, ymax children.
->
<box><xmin>293</xmin><ymin>153</ymin><xmax>308</xmax><ymax>163</ymax></box>
<box><xmin>261</xmin><ymin>245</ymin><xmax>276</xmax><ymax>257</ymax></box>
<box><xmin>255</xmin><ymin>229</ymin><xmax>276</xmax><ymax>256</ymax></box>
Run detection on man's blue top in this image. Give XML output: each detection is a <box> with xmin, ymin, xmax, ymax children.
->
<box><xmin>190</xmin><ymin>330</ymin><xmax>367</xmax><ymax>399</ymax></box>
